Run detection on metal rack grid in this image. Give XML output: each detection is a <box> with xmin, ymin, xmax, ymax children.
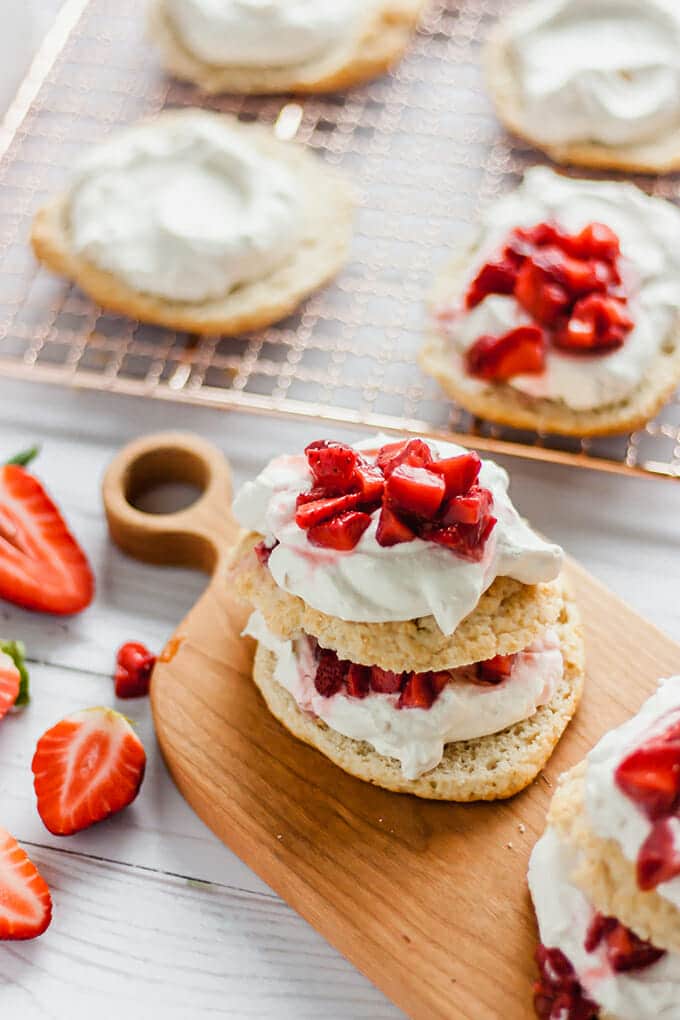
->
<box><xmin>1</xmin><ymin>0</ymin><xmax>680</xmax><ymax>479</ymax></box>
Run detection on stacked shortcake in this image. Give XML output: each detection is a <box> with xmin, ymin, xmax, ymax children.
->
<box><xmin>230</xmin><ymin>434</ymin><xmax>584</xmax><ymax>800</ymax></box>
<box><xmin>530</xmin><ymin>677</ymin><xmax>680</xmax><ymax>1020</ymax></box>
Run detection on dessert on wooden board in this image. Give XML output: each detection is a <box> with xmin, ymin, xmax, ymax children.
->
<box><xmin>529</xmin><ymin>677</ymin><xmax>680</xmax><ymax>1020</ymax></box>
<box><xmin>485</xmin><ymin>0</ymin><xmax>680</xmax><ymax>174</ymax></box>
<box><xmin>150</xmin><ymin>0</ymin><xmax>427</xmax><ymax>95</ymax></box>
<box><xmin>421</xmin><ymin>168</ymin><xmax>680</xmax><ymax>436</ymax></box>
<box><xmin>230</xmin><ymin>433</ymin><xmax>584</xmax><ymax>799</ymax></box>
<box><xmin>31</xmin><ymin>109</ymin><xmax>354</xmax><ymax>335</ymax></box>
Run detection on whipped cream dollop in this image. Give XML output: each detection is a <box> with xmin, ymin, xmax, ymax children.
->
<box><xmin>233</xmin><ymin>435</ymin><xmax>563</xmax><ymax>635</ymax></box>
<box><xmin>247</xmin><ymin>610</ymin><xmax>563</xmax><ymax>779</ymax></box>
<box><xmin>584</xmin><ymin>676</ymin><xmax>680</xmax><ymax>910</ymax></box>
<box><xmin>442</xmin><ymin>168</ymin><xmax>680</xmax><ymax>411</ymax></box>
<box><xmin>164</xmin><ymin>0</ymin><xmax>367</xmax><ymax>68</ymax></box>
<box><xmin>529</xmin><ymin>826</ymin><xmax>680</xmax><ymax>1020</ymax></box>
<box><xmin>67</xmin><ymin>111</ymin><xmax>302</xmax><ymax>302</ymax></box>
<box><xmin>507</xmin><ymin>0</ymin><xmax>680</xmax><ymax>147</ymax></box>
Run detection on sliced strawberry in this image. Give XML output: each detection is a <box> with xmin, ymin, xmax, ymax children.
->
<box><xmin>351</xmin><ymin>461</ymin><xmax>384</xmax><ymax>504</ymax></box>
<box><xmin>0</xmin><ymin>828</ymin><xmax>52</xmax><ymax>940</ymax></box>
<box><xmin>307</xmin><ymin>510</ymin><xmax>372</xmax><ymax>551</ymax></box>
<box><xmin>515</xmin><ymin>261</ymin><xmax>570</xmax><ymax>326</ymax></box>
<box><xmin>31</xmin><ymin>707</ymin><xmax>146</xmax><ymax>836</ymax></box>
<box><xmin>430</xmin><ymin>451</ymin><xmax>481</xmax><ymax>499</ymax></box>
<box><xmin>305</xmin><ymin>441</ymin><xmax>358</xmax><ymax>492</ymax></box>
<box><xmin>615</xmin><ymin>741</ymin><xmax>680</xmax><ymax>820</ymax></box>
<box><xmin>346</xmin><ymin>663</ymin><xmax>371</xmax><ymax>699</ymax></box>
<box><xmin>477</xmin><ymin>654</ymin><xmax>514</xmax><ymax>684</ymax></box>
<box><xmin>370</xmin><ymin>667</ymin><xmax>404</xmax><ymax>694</ymax></box>
<box><xmin>399</xmin><ymin>672</ymin><xmax>436</xmax><ymax>710</ymax></box>
<box><xmin>314</xmin><ymin>648</ymin><xmax>347</xmax><ymax>697</ymax></box>
<box><xmin>465</xmin><ymin>254</ymin><xmax>519</xmax><ymax>309</ymax></box>
<box><xmin>385</xmin><ymin>464</ymin><xmax>446</xmax><ymax>519</ymax></box>
<box><xmin>375</xmin><ymin>439</ymin><xmax>434</xmax><ymax>478</ymax></box>
<box><xmin>114</xmin><ymin>641</ymin><xmax>156</xmax><ymax>699</ymax></box>
<box><xmin>441</xmin><ymin>485</ymin><xmax>492</xmax><ymax>526</ymax></box>
<box><xmin>466</xmin><ymin>326</ymin><xmax>546</xmax><ymax>381</ymax></box>
<box><xmin>637</xmin><ymin>819</ymin><xmax>680</xmax><ymax>892</ymax></box>
<box><xmin>295</xmin><ymin>492</ymin><xmax>363</xmax><ymax>530</ymax></box>
<box><xmin>375</xmin><ymin>506</ymin><xmax>416</xmax><ymax>547</ymax></box>
<box><xmin>0</xmin><ymin>649</ymin><xmax>20</xmax><ymax>721</ymax></box>
<box><xmin>0</xmin><ymin>464</ymin><xmax>94</xmax><ymax>615</ymax></box>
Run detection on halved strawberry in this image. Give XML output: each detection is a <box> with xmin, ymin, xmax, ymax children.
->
<box><xmin>295</xmin><ymin>492</ymin><xmax>363</xmax><ymax>530</ymax></box>
<box><xmin>375</xmin><ymin>506</ymin><xmax>416</xmax><ymax>547</ymax></box>
<box><xmin>477</xmin><ymin>654</ymin><xmax>514</xmax><ymax>684</ymax></box>
<box><xmin>305</xmin><ymin>441</ymin><xmax>358</xmax><ymax>492</ymax></box>
<box><xmin>114</xmin><ymin>642</ymin><xmax>156</xmax><ymax>699</ymax></box>
<box><xmin>307</xmin><ymin>510</ymin><xmax>372</xmax><ymax>551</ymax></box>
<box><xmin>385</xmin><ymin>464</ymin><xmax>446</xmax><ymax>519</ymax></box>
<box><xmin>615</xmin><ymin>741</ymin><xmax>680</xmax><ymax>820</ymax></box>
<box><xmin>441</xmin><ymin>485</ymin><xmax>492</xmax><ymax>526</ymax></box>
<box><xmin>346</xmin><ymin>663</ymin><xmax>371</xmax><ymax>699</ymax></box>
<box><xmin>0</xmin><ymin>828</ymin><xmax>52</xmax><ymax>940</ymax></box>
<box><xmin>31</xmin><ymin>707</ymin><xmax>146</xmax><ymax>836</ymax></box>
<box><xmin>370</xmin><ymin>667</ymin><xmax>404</xmax><ymax>694</ymax></box>
<box><xmin>375</xmin><ymin>439</ymin><xmax>433</xmax><ymax>478</ymax></box>
<box><xmin>314</xmin><ymin>649</ymin><xmax>346</xmax><ymax>697</ymax></box>
<box><xmin>466</xmin><ymin>326</ymin><xmax>546</xmax><ymax>381</ymax></box>
<box><xmin>430</xmin><ymin>451</ymin><xmax>481</xmax><ymax>499</ymax></box>
<box><xmin>637</xmin><ymin>819</ymin><xmax>680</xmax><ymax>891</ymax></box>
<box><xmin>0</xmin><ymin>464</ymin><xmax>94</xmax><ymax>615</ymax></box>
<box><xmin>399</xmin><ymin>673</ymin><xmax>435</xmax><ymax>710</ymax></box>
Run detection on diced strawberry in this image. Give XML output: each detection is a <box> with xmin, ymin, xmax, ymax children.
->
<box><xmin>254</xmin><ymin>539</ymin><xmax>277</xmax><ymax>566</ymax></box>
<box><xmin>314</xmin><ymin>648</ymin><xmax>347</xmax><ymax>697</ymax></box>
<box><xmin>305</xmin><ymin>440</ymin><xmax>358</xmax><ymax>492</ymax></box>
<box><xmin>556</xmin><ymin>295</ymin><xmax>633</xmax><ymax>352</ymax></box>
<box><xmin>114</xmin><ymin>641</ymin><xmax>156</xmax><ymax>699</ymax></box>
<box><xmin>295</xmin><ymin>492</ymin><xmax>363</xmax><ymax>529</ymax></box>
<box><xmin>441</xmin><ymin>485</ymin><xmax>492</xmax><ymax>526</ymax></box>
<box><xmin>424</xmin><ymin>514</ymin><xmax>497</xmax><ymax>562</ymax></box>
<box><xmin>615</xmin><ymin>741</ymin><xmax>680</xmax><ymax>821</ymax></box>
<box><xmin>370</xmin><ymin>667</ymin><xmax>404</xmax><ymax>694</ymax></box>
<box><xmin>375</xmin><ymin>506</ymin><xmax>416</xmax><ymax>547</ymax></box>
<box><xmin>307</xmin><ymin>511</ymin><xmax>372</xmax><ymax>551</ymax></box>
<box><xmin>429</xmin><ymin>671</ymin><xmax>451</xmax><ymax>696</ymax></box>
<box><xmin>515</xmin><ymin>260</ymin><xmax>570</xmax><ymax>326</ymax></box>
<box><xmin>533</xmin><ymin>945</ymin><xmax>599</xmax><ymax>1020</ymax></box>
<box><xmin>532</xmin><ymin>247</ymin><xmax>607</xmax><ymax>298</ymax></box>
<box><xmin>346</xmin><ymin>663</ymin><xmax>371</xmax><ymax>699</ymax></box>
<box><xmin>430</xmin><ymin>451</ymin><xmax>481</xmax><ymax>498</ymax></box>
<box><xmin>385</xmin><ymin>464</ymin><xmax>446</xmax><ymax>519</ymax></box>
<box><xmin>352</xmin><ymin>461</ymin><xmax>384</xmax><ymax>504</ymax></box>
<box><xmin>584</xmin><ymin>912</ymin><xmax>617</xmax><ymax>954</ymax></box>
<box><xmin>399</xmin><ymin>672</ymin><xmax>436</xmax><ymax>709</ymax></box>
<box><xmin>477</xmin><ymin>654</ymin><xmax>514</xmax><ymax>684</ymax></box>
<box><xmin>510</xmin><ymin>222</ymin><xmax>567</xmax><ymax>252</ymax></box>
<box><xmin>637</xmin><ymin>819</ymin><xmax>680</xmax><ymax>892</ymax></box>
<box><xmin>465</xmin><ymin>254</ymin><xmax>520</xmax><ymax>309</ymax></box>
<box><xmin>31</xmin><ymin>707</ymin><xmax>146</xmax><ymax>836</ymax></box>
<box><xmin>375</xmin><ymin>439</ymin><xmax>434</xmax><ymax>478</ymax></box>
<box><xmin>466</xmin><ymin>326</ymin><xmax>546</xmax><ymax>381</ymax></box>
<box><xmin>0</xmin><ymin>649</ymin><xmax>20</xmax><ymax>721</ymax></box>
<box><xmin>562</xmin><ymin>222</ymin><xmax>620</xmax><ymax>262</ymax></box>
<box><xmin>0</xmin><ymin>827</ymin><xmax>52</xmax><ymax>940</ymax></box>
<box><xmin>585</xmin><ymin>912</ymin><xmax>665</xmax><ymax>972</ymax></box>
<box><xmin>0</xmin><ymin>464</ymin><xmax>94</xmax><ymax>615</ymax></box>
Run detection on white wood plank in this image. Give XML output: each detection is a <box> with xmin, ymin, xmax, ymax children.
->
<box><xmin>0</xmin><ymin>844</ymin><xmax>404</xmax><ymax>1020</ymax></box>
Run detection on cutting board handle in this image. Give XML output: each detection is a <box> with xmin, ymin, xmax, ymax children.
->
<box><xmin>103</xmin><ymin>431</ymin><xmax>240</xmax><ymax>574</ymax></box>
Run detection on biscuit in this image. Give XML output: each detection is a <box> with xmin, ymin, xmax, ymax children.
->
<box><xmin>149</xmin><ymin>0</ymin><xmax>427</xmax><ymax>95</ymax></box>
<box><xmin>31</xmin><ymin>112</ymin><xmax>355</xmax><ymax>336</ymax></box>
<box><xmin>251</xmin><ymin>587</ymin><xmax>584</xmax><ymax>800</ymax></box>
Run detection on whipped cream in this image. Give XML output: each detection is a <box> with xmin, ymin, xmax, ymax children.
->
<box><xmin>233</xmin><ymin>435</ymin><xmax>563</xmax><ymax>635</ymax></box>
<box><xmin>584</xmin><ymin>676</ymin><xmax>680</xmax><ymax>911</ymax></box>
<box><xmin>67</xmin><ymin>111</ymin><xmax>302</xmax><ymax>302</ymax></box>
<box><xmin>529</xmin><ymin>826</ymin><xmax>680</xmax><ymax>1020</ymax></box>
<box><xmin>506</xmin><ymin>0</ymin><xmax>680</xmax><ymax>148</ymax></box>
<box><xmin>247</xmin><ymin>610</ymin><xmax>563</xmax><ymax>779</ymax></box>
<box><xmin>164</xmin><ymin>0</ymin><xmax>367</xmax><ymax>68</ymax></box>
<box><xmin>441</xmin><ymin>168</ymin><xmax>680</xmax><ymax>412</ymax></box>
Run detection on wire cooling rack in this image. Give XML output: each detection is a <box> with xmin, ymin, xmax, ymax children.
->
<box><xmin>1</xmin><ymin>0</ymin><xmax>680</xmax><ymax>479</ymax></box>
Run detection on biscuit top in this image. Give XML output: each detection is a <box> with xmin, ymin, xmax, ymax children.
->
<box><xmin>232</xmin><ymin>434</ymin><xmax>562</xmax><ymax>635</ymax></box>
<box><xmin>504</xmin><ymin>0</ymin><xmax>680</xmax><ymax>147</ymax></box>
<box><xmin>584</xmin><ymin>676</ymin><xmax>680</xmax><ymax>909</ymax></box>
<box><xmin>66</xmin><ymin>110</ymin><xmax>302</xmax><ymax>303</ymax></box>
<box><xmin>163</xmin><ymin>0</ymin><xmax>368</xmax><ymax>68</ymax></box>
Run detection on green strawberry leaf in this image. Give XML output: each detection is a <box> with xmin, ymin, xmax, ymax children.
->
<box><xmin>5</xmin><ymin>445</ymin><xmax>40</xmax><ymax>468</ymax></box>
<box><xmin>0</xmin><ymin>640</ymin><xmax>30</xmax><ymax>706</ymax></box>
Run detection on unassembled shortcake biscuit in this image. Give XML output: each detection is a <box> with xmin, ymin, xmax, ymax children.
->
<box><xmin>150</xmin><ymin>0</ymin><xmax>427</xmax><ymax>96</ymax></box>
<box><xmin>529</xmin><ymin>677</ymin><xmax>680</xmax><ymax>1020</ymax></box>
<box><xmin>230</xmin><ymin>432</ymin><xmax>584</xmax><ymax>800</ymax></box>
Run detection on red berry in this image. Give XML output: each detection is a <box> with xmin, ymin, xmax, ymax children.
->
<box><xmin>375</xmin><ymin>439</ymin><xmax>434</xmax><ymax>478</ymax></box>
<box><xmin>637</xmin><ymin>819</ymin><xmax>680</xmax><ymax>892</ymax></box>
<box><xmin>305</xmin><ymin>440</ymin><xmax>358</xmax><ymax>492</ymax></box>
<box><xmin>314</xmin><ymin>649</ymin><xmax>347</xmax><ymax>697</ymax></box>
<box><xmin>385</xmin><ymin>464</ymin><xmax>446</xmax><ymax>519</ymax></box>
<box><xmin>440</xmin><ymin>485</ymin><xmax>492</xmax><ymax>526</ymax></box>
<box><xmin>562</xmin><ymin>222</ymin><xmax>620</xmax><ymax>262</ymax></box>
<box><xmin>370</xmin><ymin>667</ymin><xmax>404</xmax><ymax>694</ymax></box>
<box><xmin>556</xmin><ymin>295</ymin><xmax>633</xmax><ymax>353</ymax></box>
<box><xmin>615</xmin><ymin>741</ymin><xmax>680</xmax><ymax>821</ymax></box>
<box><xmin>424</xmin><ymin>515</ymin><xmax>497</xmax><ymax>562</ymax></box>
<box><xmin>254</xmin><ymin>540</ymin><xmax>276</xmax><ymax>566</ymax></box>
<box><xmin>465</xmin><ymin>254</ymin><xmax>520</xmax><ymax>309</ymax></box>
<box><xmin>115</xmin><ymin>642</ymin><xmax>156</xmax><ymax>699</ymax></box>
<box><xmin>399</xmin><ymin>673</ymin><xmax>436</xmax><ymax>710</ymax></box>
<box><xmin>477</xmin><ymin>654</ymin><xmax>514</xmax><ymax>684</ymax></box>
<box><xmin>295</xmin><ymin>492</ymin><xmax>363</xmax><ymax>529</ymax></box>
<box><xmin>515</xmin><ymin>260</ymin><xmax>570</xmax><ymax>326</ymax></box>
<box><xmin>307</xmin><ymin>511</ymin><xmax>372</xmax><ymax>551</ymax></box>
<box><xmin>430</xmin><ymin>451</ymin><xmax>481</xmax><ymax>499</ymax></box>
<box><xmin>352</xmin><ymin>461</ymin><xmax>384</xmax><ymax>504</ymax></box>
<box><xmin>585</xmin><ymin>912</ymin><xmax>665</xmax><ymax>973</ymax></box>
<box><xmin>346</xmin><ymin>663</ymin><xmax>371</xmax><ymax>699</ymax></box>
<box><xmin>375</xmin><ymin>506</ymin><xmax>416</xmax><ymax>547</ymax></box>
<box><xmin>533</xmin><ymin>946</ymin><xmax>599</xmax><ymax>1020</ymax></box>
<box><xmin>466</xmin><ymin>326</ymin><xmax>546</xmax><ymax>381</ymax></box>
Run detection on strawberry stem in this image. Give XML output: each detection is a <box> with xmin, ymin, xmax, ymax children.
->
<box><xmin>0</xmin><ymin>640</ymin><xmax>29</xmax><ymax>706</ymax></box>
<box><xmin>5</xmin><ymin>445</ymin><xmax>40</xmax><ymax>468</ymax></box>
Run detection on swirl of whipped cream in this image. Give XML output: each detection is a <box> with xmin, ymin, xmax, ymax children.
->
<box><xmin>584</xmin><ymin>676</ymin><xmax>680</xmax><ymax>911</ymax></box>
<box><xmin>164</xmin><ymin>0</ymin><xmax>367</xmax><ymax>68</ymax></box>
<box><xmin>67</xmin><ymin>111</ymin><xmax>302</xmax><ymax>303</ymax></box>
<box><xmin>530</xmin><ymin>826</ymin><xmax>680</xmax><ymax>1020</ymax></box>
<box><xmin>441</xmin><ymin>168</ymin><xmax>680</xmax><ymax>412</ymax></box>
<box><xmin>233</xmin><ymin>435</ymin><xmax>563</xmax><ymax>635</ymax></box>
<box><xmin>506</xmin><ymin>0</ymin><xmax>680</xmax><ymax>147</ymax></box>
<box><xmin>247</xmin><ymin>610</ymin><xmax>563</xmax><ymax>779</ymax></box>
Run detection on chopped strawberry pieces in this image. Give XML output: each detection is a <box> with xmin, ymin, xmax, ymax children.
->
<box><xmin>477</xmin><ymin>654</ymin><xmax>514</xmax><ymax>684</ymax></box>
<box><xmin>430</xmin><ymin>451</ymin><xmax>481</xmax><ymax>498</ymax></box>
<box><xmin>515</xmin><ymin>260</ymin><xmax>570</xmax><ymax>327</ymax></box>
<box><xmin>305</xmin><ymin>440</ymin><xmax>358</xmax><ymax>492</ymax></box>
<box><xmin>346</xmin><ymin>663</ymin><xmax>371</xmax><ymax>699</ymax></box>
<box><xmin>114</xmin><ymin>641</ymin><xmax>156</xmax><ymax>699</ymax></box>
<box><xmin>562</xmin><ymin>222</ymin><xmax>620</xmax><ymax>262</ymax></box>
<box><xmin>295</xmin><ymin>492</ymin><xmax>363</xmax><ymax>529</ymax></box>
<box><xmin>441</xmin><ymin>485</ymin><xmax>492</xmax><ymax>526</ymax></box>
<box><xmin>0</xmin><ymin>827</ymin><xmax>52</xmax><ymax>941</ymax></box>
<box><xmin>637</xmin><ymin>819</ymin><xmax>680</xmax><ymax>892</ymax></box>
<box><xmin>375</xmin><ymin>505</ymin><xmax>416</xmax><ymax>547</ymax></box>
<box><xmin>533</xmin><ymin>946</ymin><xmax>599</xmax><ymax>1020</ymax></box>
<box><xmin>314</xmin><ymin>648</ymin><xmax>347</xmax><ymax>697</ymax></box>
<box><xmin>375</xmin><ymin>439</ymin><xmax>433</xmax><ymax>477</ymax></box>
<box><xmin>385</xmin><ymin>464</ymin><xmax>446</xmax><ymax>518</ymax></box>
<box><xmin>370</xmin><ymin>667</ymin><xmax>404</xmax><ymax>694</ymax></box>
<box><xmin>556</xmin><ymin>295</ymin><xmax>633</xmax><ymax>353</ymax></box>
<box><xmin>466</xmin><ymin>326</ymin><xmax>547</xmax><ymax>381</ymax></box>
<box><xmin>353</xmin><ymin>461</ymin><xmax>384</xmax><ymax>502</ymax></box>
<box><xmin>423</xmin><ymin>515</ymin><xmax>497</xmax><ymax>562</ymax></box>
<box><xmin>307</xmin><ymin>510</ymin><xmax>372</xmax><ymax>551</ymax></box>
<box><xmin>584</xmin><ymin>912</ymin><xmax>665</xmax><ymax>972</ymax></box>
<box><xmin>466</xmin><ymin>254</ymin><xmax>520</xmax><ymax>309</ymax></box>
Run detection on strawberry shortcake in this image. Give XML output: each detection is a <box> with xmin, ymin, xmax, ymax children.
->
<box><xmin>421</xmin><ymin>168</ymin><xmax>680</xmax><ymax>436</ymax></box>
<box><xmin>230</xmin><ymin>434</ymin><xmax>584</xmax><ymax>800</ymax></box>
<box><xmin>529</xmin><ymin>677</ymin><xmax>680</xmax><ymax>1020</ymax></box>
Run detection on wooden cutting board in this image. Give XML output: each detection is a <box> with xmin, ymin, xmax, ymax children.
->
<box><xmin>103</xmin><ymin>431</ymin><xmax>680</xmax><ymax>1020</ymax></box>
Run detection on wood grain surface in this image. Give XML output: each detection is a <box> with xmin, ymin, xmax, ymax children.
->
<box><xmin>103</xmin><ymin>431</ymin><xmax>680</xmax><ymax>1020</ymax></box>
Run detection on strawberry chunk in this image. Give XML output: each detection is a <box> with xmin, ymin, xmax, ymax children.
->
<box><xmin>352</xmin><ymin>461</ymin><xmax>384</xmax><ymax>504</ymax></box>
<box><xmin>424</xmin><ymin>515</ymin><xmax>497</xmax><ymax>562</ymax></box>
<box><xmin>585</xmin><ymin>912</ymin><xmax>665</xmax><ymax>973</ymax></box>
<box><xmin>314</xmin><ymin>648</ymin><xmax>347</xmax><ymax>697</ymax></box>
<box><xmin>441</xmin><ymin>485</ymin><xmax>492</xmax><ymax>526</ymax></box>
<box><xmin>515</xmin><ymin>261</ymin><xmax>570</xmax><ymax>326</ymax></box>
<box><xmin>385</xmin><ymin>464</ymin><xmax>446</xmax><ymax>519</ymax></box>
<box><xmin>477</xmin><ymin>654</ymin><xmax>514</xmax><ymax>684</ymax></box>
<box><xmin>562</xmin><ymin>222</ymin><xmax>620</xmax><ymax>262</ymax></box>
<box><xmin>637</xmin><ymin>819</ymin><xmax>680</xmax><ymax>892</ymax></box>
<box><xmin>533</xmin><ymin>946</ymin><xmax>599</xmax><ymax>1020</ymax></box>
<box><xmin>375</xmin><ymin>439</ymin><xmax>434</xmax><ymax>478</ymax></box>
<box><xmin>465</xmin><ymin>254</ymin><xmax>519</xmax><ymax>309</ymax></box>
<box><xmin>254</xmin><ymin>539</ymin><xmax>277</xmax><ymax>566</ymax></box>
<box><xmin>466</xmin><ymin>326</ymin><xmax>546</xmax><ymax>381</ymax></box>
<box><xmin>399</xmin><ymin>672</ymin><xmax>436</xmax><ymax>710</ymax></box>
<box><xmin>370</xmin><ymin>667</ymin><xmax>404</xmax><ymax>694</ymax></box>
<box><xmin>346</xmin><ymin>663</ymin><xmax>371</xmax><ymax>699</ymax></box>
<box><xmin>114</xmin><ymin>641</ymin><xmax>156</xmax><ymax>699</ymax></box>
<box><xmin>0</xmin><ymin>827</ymin><xmax>52</xmax><ymax>940</ymax></box>
<box><xmin>295</xmin><ymin>492</ymin><xmax>363</xmax><ymax>530</ymax></box>
<box><xmin>615</xmin><ymin>741</ymin><xmax>680</xmax><ymax>820</ymax></box>
<box><xmin>556</xmin><ymin>294</ymin><xmax>633</xmax><ymax>352</ymax></box>
<box><xmin>305</xmin><ymin>440</ymin><xmax>358</xmax><ymax>492</ymax></box>
<box><xmin>430</xmin><ymin>451</ymin><xmax>481</xmax><ymax>498</ymax></box>
<box><xmin>31</xmin><ymin>707</ymin><xmax>146</xmax><ymax>836</ymax></box>
<box><xmin>375</xmin><ymin>506</ymin><xmax>416</xmax><ymax>547</ymax></box>
<box><xmin>307</xmin><ymin>511</ymin><xmax>372</xmax><ymax>551</ymax></box>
